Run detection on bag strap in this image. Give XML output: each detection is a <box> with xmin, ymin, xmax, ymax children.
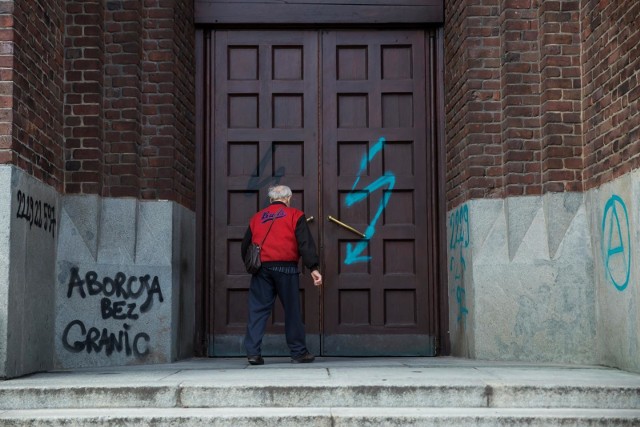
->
<box><xmin>259</xmin><ymin>218</ymin><xmax>277</xmax><ymax>247</ymax></box>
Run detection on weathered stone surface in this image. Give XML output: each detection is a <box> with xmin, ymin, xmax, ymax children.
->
<box><xmin>54</xmin><ymin>196</ymin><xmax>195</xmax><ymax>370</ymax></box>
<box><xmin>0</xmin><ymin>166</ymin><xmax>59</xmax><ymax>379</ymax></box>
<box><xmin>448</xmin><ymin>194</ymin><xmax>597</xmax><ymax>366</ymax></box>
<box><xmin>587</xmin><ymin>170</ymin><xmax>640</xmax><ymax>373</ymax></box>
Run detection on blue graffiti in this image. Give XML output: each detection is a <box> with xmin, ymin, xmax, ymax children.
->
<box><xmin>456</xmin><ymin>286</ymin><xmax>468</xmax><ymax>322</ymax></box>
<box><xmin>601</xmin><ymin>194</ymin><xmax>631</xmax><ymax>291</ymax></box>
<box><xmin>449</xmin><ymin>204</ymin><xmax>469</xmax><ymax>249</ymax></box>
<box><xmin>449</xmin><ymin>204</ymin><xmax>470</xmax><ymax>323</ymax></box>
<box><xmin>344</xmin><ymin>137</ymin><xmax>396</xmax><ymax>265</ymax></box>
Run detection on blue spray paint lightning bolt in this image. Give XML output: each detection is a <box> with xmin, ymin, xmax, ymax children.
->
<box><xmin>344</xmin><ymin>137</ymin><xmax>396</xmax><ymax>265</ymax></box>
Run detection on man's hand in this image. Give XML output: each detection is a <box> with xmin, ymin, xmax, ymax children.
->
<box><xmin>311</xmin><ymin>270</ymin><xmax>323</xmax><ymax>287</ymax></box>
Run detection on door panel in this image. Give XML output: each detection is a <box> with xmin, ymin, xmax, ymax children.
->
<box><xmin>211</xmin><ymin>31</ymin><xmax>320</xmax><ymax>356</ymax></box>
<box><xmin>322</xmin><ymin>30</ymin><xmax>434</xmax><ymax>355</ymax></box>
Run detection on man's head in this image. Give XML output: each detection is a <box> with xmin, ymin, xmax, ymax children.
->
<box><xmin>268</xmin><ymin>185</ymin><xmax>292</xmax><ymax>206</ymax></box>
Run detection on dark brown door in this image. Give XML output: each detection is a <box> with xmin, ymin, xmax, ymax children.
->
<box><xmin>211</xmin><ymin>31</ymin><xmax>320</xmax><ymax>355</ymax></box>
<box><xmin>322</xmin><ymin>30</ymin><xmax>434</xmax><ymax>355</ymax></box>
<box><xmin>210</xmin><ymin>29</ymin><xmax>436</xmax><ymax>356</ymax></box>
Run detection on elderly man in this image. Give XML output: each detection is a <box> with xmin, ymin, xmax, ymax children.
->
<box><xmin>241</xmin><ymin>185</ymin><xmax>323</xmax><ymax>365</ymax></box>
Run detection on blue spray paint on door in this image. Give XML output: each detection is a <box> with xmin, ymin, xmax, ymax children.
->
<box><xmin>344</xmin><ymin>137</ymin><xmax>396</xmax><ymax>265</ymax></box>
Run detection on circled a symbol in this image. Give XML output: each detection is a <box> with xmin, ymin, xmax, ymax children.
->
<box><xmin>601</xmin><ymin>195</ymin><xmax>631</xmax><ymax>291</ymax></box>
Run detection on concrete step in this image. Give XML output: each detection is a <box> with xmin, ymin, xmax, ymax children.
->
<box><xmin>0</xmin><ymin>382</ymin><xmax>639</xmax><ymax>410</ymax></box>
<box><xmin>2</xmin><ymin>358</ymin><xmax>639</xmax><ymax>426</ymax></box>
<box><xmin>1</xmin><ymin>407</ymin><xmax>640</xmax><ymax>426</ymax></box>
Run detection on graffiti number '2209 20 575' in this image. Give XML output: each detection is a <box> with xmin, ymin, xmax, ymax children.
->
<box><xmin>343</xmin><ymin>137</ymin><xmax>395</xmax><ymax>265</ymax></box>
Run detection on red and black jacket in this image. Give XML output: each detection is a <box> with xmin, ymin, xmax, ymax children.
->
<box><xmin>241</xmin><ymin>202</ymin><xmax>319</xmax><ymax>271</ymax></box>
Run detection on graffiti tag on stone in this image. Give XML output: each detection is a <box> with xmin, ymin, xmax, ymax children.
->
<box><xmin>601</xmin><ymin>195</ymin><xmax>631</xmax><ymax>291</ymax></box>
<box><xmin>62</xmin><ymin>267</ymin><xmax>164</xmax><ymax>358</ymax></box>
<box><xmin>449</xmin><ymin>204</ymin><xmax>469</xmax><ymax>323</ymax></box>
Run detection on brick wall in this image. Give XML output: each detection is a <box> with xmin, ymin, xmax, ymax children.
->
<box><xmin>444</xmin><ymin>0</ymin><xmax>470</xmax><ymax>209</ymax></box>
<box><xmin>64</xmin><ymin>0</ymin><xmax>104</xmax><ymax>194</ymax></box>
<box><xmin>65</xmin><ymin>0</ymin><xmax>196</xmax><ymax>208</ymax></box>
<box><xmin>501</xmin><ymin>0</ymin><xmax>542</xmax><ymax>196</ymax></box>
<box><xmin>445</xmin><ymin>0</ymin><xmax>604</xmax><ymax>209</ymax></box>
<box><xmin>582</xmin><ymin>0</ymin><xmax>640</xmax><ymax>189</ymax></box>
<box><xmin>0</xmin><ymin>0</ymin><xmax>195</xmax><ymax>209</ymax></box>
<box><xmin>0</xmin><ymin>0</ymin><xmax>65</xmax><ymax>190</ymax></box>
<box><xmin>171</xmin><ymin>0</ymin><xmax>196</xmax><ymax>207</ymax></box>
<box><xmin>540</xmin><ymin>0</ymin><xmax>582</xmax><ymax>193</ymax></box>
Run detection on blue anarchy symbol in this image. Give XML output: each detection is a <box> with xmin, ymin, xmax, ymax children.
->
<box><xmin>601</xmin><ymin>195</ymin><xmax>631</xmax><ymax>291</ymax></box>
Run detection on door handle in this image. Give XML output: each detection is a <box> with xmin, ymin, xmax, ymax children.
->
<box><xmin>327</xmin><ymin>215</ymin><xmax>367</xmax><ymax>238</ymax></box>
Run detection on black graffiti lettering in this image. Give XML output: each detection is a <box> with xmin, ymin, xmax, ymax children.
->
<box><xmin>16</xmin><ymin>190</ymin><xmax>23</xmax><ymax>218</ymax></box>
<box><xmin>67</xmin><ymin>267</ymin><xmax>86</xmax><ymax>299</ymax></box>
<box><xmin>61</xmin><ymin>320</ymin><xmax>151</xmax><ymax>358</ymax></box>
<box><xmin>114</xmin><ymin>272</ymin><xmax>128</xmax><ymax>299</ymax></box>
<box><xmin>85</xmin><ymin>327</ymin><xmax>101</xmax><ymax>353</ymax></box>
<box><xmin>98</xmin><ymin>328</ymin><xmax>125</xmax><ymax>357</ymax></box>
<box><xmin>43</xmin><ymin>203</ymin><xmax>49</xmax><ymax>230</ymax></box>
<box><xmin>49</xmin><ymin>206</ymin><xmax>56</xmax><ymax>237</ymax></box>
<box><xmin>62</xmin><ymin>319</ymin><xmax>86</xmax><ymax>352</ymax></box>
<box><xmin>102</xmin><ymin>277</ymin><xmax>116</xmax><ymax>297</ymax></box>
<box><xmin>127</xmin><ymin>276</ymin><xmax>144</xmax><ymax>298</ymax></box>
<box><xmin>64</xmin><ymin>268</ymin><xmax>163</xmax><ymax>359</ymax></box>
<box><xmin>123</xmin><ymin>323</ymin><xmax>132</xmax><ymax>356</ymax></box>
<box><xmin>28</xmin><ymin>197</ymin><xmax>34</xmax><ymax>227</ymax></box>
<box><xmin>139</xmin><ymin>275</ymin><xmax>150</xmax><ymax>294</ymax></box>
<box><xmin>34</xmin><ymin>200</ymin><xmax>42</xmax><ymax>228</ymax></box>
<box><xmin>133</xmin><ymin>333</ymin><xmax>151</xmax><ymax>357</ymax></box>
<box><xmin>86</xmin><ymin>271</ymin><xmax>103</xmax><ymax>296</ymax></box>
<box><xmin>66</xmin><ymin>269</ymin><xmax>162</xmax><ymax>305</ymax></box>
<box><xmin>101</xmin><ymin>297</ymin><xmax>111</xmax><ymax>319</ymax></box>
<box><xmin>103</xmin><ymin>330</ymin><xmax>124</xmax><ymax>356</ymax></box>
<box><xmin>15</xmin><ymin>190</ymin><xmax>56</xmax><ymax>237</ymax></box>
<box><xmin>140</xmin><ymin>276</ymin><xmax>164</xmax><ymax>313</ymax></box>
<box><xmin>101</xmin><ymin>298</ymin><xmax>139</xmax><ymax>320</ymax></box>
<box><xmin>126</xmin><ymin>303</ymin><xmax>139</xmax><ymax>320</ymax></box>
<box><xmin>101</xmin><ymin>298</ymin><xmax>124</xmax><ymax>320</ymax></box>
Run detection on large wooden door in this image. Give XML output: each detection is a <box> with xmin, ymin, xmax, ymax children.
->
<box><xmin>211</xmin><ymin>31</ymin><xmax>320</xmax><ymax>355</ymax></box>
<box><xmin>322</xmin><ymin>30</ymin><xmax>434</xmax><ymax>355</ymax></box>
<box><xmin>209</xmin><ymin>29</ymin><xmax>437</xmax><ymax>356</ymax></box>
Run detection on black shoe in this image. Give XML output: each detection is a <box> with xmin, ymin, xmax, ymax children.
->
<box><xmin>291</xmin><ymin>352</ymin><xmax>315</xmax><ymax>363</ymax></box>
<box><xmin>247</xmin><ymin>355</ymin><xmax>264</xmax><ymax>365</ymax></box>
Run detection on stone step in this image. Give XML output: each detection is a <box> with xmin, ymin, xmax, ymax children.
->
<box><xmin>1</xmin><ymin>407</ymin><xmax>640</xmax><ymax>426</ymax></box>
<box><xmin>1</xmin><ymin>383</ymin><xmax>639</xmax><ymax>410</ymax></box>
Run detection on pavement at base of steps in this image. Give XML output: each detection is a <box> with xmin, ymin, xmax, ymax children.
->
<box><xmin>2</xmin><ymin>356</ymin><xmax>640</xmax><ymax>390</ymax></box>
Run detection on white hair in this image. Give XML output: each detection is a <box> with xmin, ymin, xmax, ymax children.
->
<box><xmin>268</xmin><ymin>185</ymin><xmax>292</xmax><ymax>201</ymax></box>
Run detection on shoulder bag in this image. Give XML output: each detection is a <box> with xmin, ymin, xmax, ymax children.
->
<box><xmin>244</xmin><ymin>218</ymin><xmax>276</xmax><ymax>274</ymax></box>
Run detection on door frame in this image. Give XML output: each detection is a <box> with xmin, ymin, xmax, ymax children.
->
<box><xmin>194</xmin><ymin>3</ymin><xmax>448</xmax><ymax>357</ymax></box>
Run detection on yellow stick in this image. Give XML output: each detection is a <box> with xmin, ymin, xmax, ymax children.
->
<box><xmin>327</xmin><ymin>215</ymin><xmax>366</xmax><ymax>239</ymax></box>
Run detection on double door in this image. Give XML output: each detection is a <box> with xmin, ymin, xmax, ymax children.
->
<box><xmin>210</xmin><ymin>29</ymin><xmax>438</xmax><ymax>356</ymax></box>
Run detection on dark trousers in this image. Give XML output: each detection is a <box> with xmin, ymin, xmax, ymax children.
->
<box><xmin>244</xmin><ymin>267</ymin><xmax>307</xmax><ymax>357</ymax></box>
